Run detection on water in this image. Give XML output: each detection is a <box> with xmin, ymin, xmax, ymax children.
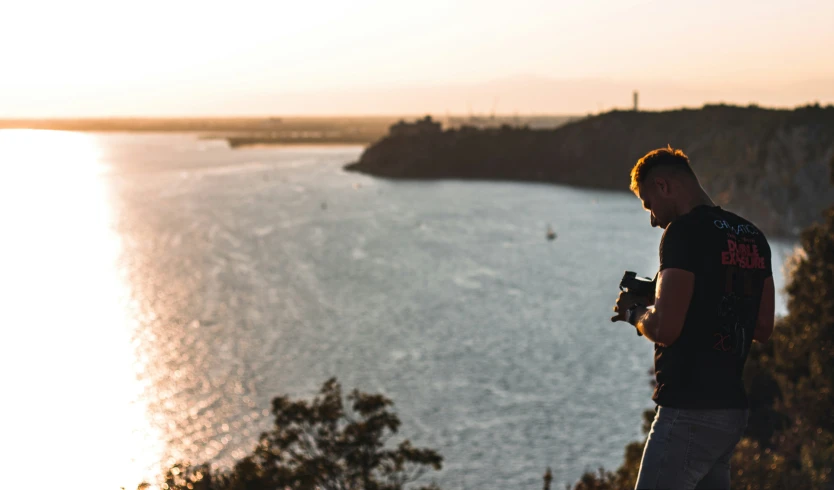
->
<box><xmin>0</xmin><ymin>131</ymin><xmax>796</xmax><ymax>490</ymax></box>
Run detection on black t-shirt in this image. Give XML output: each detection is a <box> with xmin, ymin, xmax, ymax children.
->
<box><xmin>652</xmin><ymin>205</ymin><xmax>773</xmax><ymax>409</ymax></box>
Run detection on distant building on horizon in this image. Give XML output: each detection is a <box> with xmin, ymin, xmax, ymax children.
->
<box><xmin>389</xmin><ymin>115</ymin><xmax>442</xmax><ymax>137</ymax></box>
<box><xmin>633</xmin><ymin>91</ymin><xmax>639</xmax><ymax>111</ymax></box>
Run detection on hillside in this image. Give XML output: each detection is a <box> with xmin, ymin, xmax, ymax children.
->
<box><xmin>345</xmin><ymin>105</ymin><xmax>834</xmax><ymax>237</ymax></box>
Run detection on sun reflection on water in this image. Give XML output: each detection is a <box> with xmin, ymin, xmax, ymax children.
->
<box><xmin>0</xmin><ymin>130</ymin><xmax>162</xmax><ymax>489</ymax></box>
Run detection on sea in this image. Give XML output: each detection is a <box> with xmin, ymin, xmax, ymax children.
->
<box><xmin>0</xmin><ymin>131</ymin><xmax>796</xmax><ymax>490</ymax></box>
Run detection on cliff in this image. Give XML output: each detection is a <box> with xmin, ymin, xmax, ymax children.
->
<box><xmin>345</xmin><ymin>106</ymin><xmax>834</xmax><ymax>237</ymax></box>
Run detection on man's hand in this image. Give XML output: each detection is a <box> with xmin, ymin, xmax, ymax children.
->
<box><xmin>611</xmin><ymin>291</ymin><xmax>643</xmax><ymax>323</ymax></box>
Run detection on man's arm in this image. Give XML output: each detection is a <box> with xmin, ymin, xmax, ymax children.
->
<box><xmin>631</xmin><ymin>268</ymin><xmax>694</xmax><ymax>346</ymax></box>
<box><xmin>753</xmin><ymin>277</ymin><xmax>775</xmax><ymax>343</ymax></box>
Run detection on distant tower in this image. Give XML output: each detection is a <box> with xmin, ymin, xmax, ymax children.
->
<box><xmin>633</xmin><ymin>91</ymin><xmax>639</xmax><ymax>111</ymax></box>
<box><xmin>543</xmin><ymin>467</ymin><xmax>553</xmax><ymax>490</ymax></box>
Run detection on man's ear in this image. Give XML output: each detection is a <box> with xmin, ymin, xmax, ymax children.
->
<box><xmin>654</xmin><ymin>176</ymin><xmax>669</xmax><ymax>196</ymax></box>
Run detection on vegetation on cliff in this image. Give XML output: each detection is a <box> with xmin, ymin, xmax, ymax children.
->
<box><xmin>346</xmin><ymin>105</ymin><xmax>834</xmax><ymax>236</ymax></box>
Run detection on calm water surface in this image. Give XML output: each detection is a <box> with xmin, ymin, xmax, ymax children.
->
<box><xmin>0</xmin><ymin>132</ymin><xmax>796</xmax><ymax>489</ymax></box>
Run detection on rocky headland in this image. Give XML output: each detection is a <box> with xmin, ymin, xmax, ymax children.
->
<box><xmin>345</xmin><ymin>105</ymin><xmax>834</xmax><ymax>237</ymax></box>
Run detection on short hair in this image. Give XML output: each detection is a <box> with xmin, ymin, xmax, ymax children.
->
<box><xmin>629</xmin><ymin>145</ymin><xmax>695</xmax><ymax>194</ymax></box>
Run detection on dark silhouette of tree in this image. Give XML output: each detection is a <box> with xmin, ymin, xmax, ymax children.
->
<box><xmin>543</xmin><ymin>467</ymin><xmax>552</xmax><ymax>490</ymax></box>
<box><xmin>155</xmin><ymin>378</ymin><xmax>442</xmax><ymax>490</ymax></box>
<box><xmin>732</xmin><ymin>204</ymin><xmax>834</xmax><ymax>489</ymax></box>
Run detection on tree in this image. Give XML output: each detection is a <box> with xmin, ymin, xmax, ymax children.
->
<box><xmin>156</xmin><ymin>378</ymin><xmax>443</xmax><ymax>490</ymax></box>
<box><xmin>733</xmin><ymin>206</ymin><xmax>834</xmax><ymax>489</ymax></box>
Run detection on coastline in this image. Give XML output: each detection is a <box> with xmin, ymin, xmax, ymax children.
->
<box><xmin>344</xmin><ymin>106</ymin><xmax>834</xmax><ymax>238</ymax></box>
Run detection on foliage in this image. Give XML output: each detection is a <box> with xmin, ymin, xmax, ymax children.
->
<box><xmin>732</xmin><ymin>205</ymin><xmax>834</xmax><ymax>489</ymax></box>
<box><xmin>153</xmin><ymin>378</ymin><xmax>442</xmax><ymax>490</ymax></box>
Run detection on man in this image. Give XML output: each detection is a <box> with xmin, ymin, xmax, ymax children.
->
<box><xmin>610</xmin><ymin>146</ymin><xmax>775</xmax><ymax>490</ymax></box>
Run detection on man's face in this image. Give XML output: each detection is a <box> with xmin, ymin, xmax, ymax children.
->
<box><xmin>638</xmin><ymin>180</ymin><xmax>674</xmax><ymax>229</ymax></box>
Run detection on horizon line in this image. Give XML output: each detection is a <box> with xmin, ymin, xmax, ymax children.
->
<box><xmin>1</xmin><ymin>101</ymin><xmax>832</xmax><ymax>121</ymax></box>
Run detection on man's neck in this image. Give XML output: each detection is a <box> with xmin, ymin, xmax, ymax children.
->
<box><xmin>677</xmin><ymin>190</ymin><xmax>716</xmax><ymax>217</ymax></box>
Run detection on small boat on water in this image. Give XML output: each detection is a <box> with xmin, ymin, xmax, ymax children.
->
<box><xmin>546</xmin><ymin>225</ymin><xmax>557</xmax><ymax>241</ymax></box>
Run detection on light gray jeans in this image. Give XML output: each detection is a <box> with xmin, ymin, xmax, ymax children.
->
<box><xmin>635</xmin><ymin>406</ymin><xmax>748</xmax><ymax>490</ymax></box>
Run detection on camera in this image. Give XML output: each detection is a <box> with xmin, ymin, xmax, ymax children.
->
<box><xmin>619</xmin><ymin>271</ymin><xmax>656</xmax><ymax>298</ymax></box>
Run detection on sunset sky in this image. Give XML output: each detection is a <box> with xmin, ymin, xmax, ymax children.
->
<box><xmin>2</xmin><ymin>0</ymin><xmax>833</xmax><ymax>116</ymax></box>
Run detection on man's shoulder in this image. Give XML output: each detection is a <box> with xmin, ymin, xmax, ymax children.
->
<box><xmin>660</xmin><ymin>215</ymin><xmax>699</xmax><ymax>250</ymax></box>
<box><xmin>664</xmin><ymin>210</ymin><xmax>702</xmax><ymax>236</ymax></box>
<box><xmin>713</xmin><ymin>208</ymin><xmax>769</xmax><ymax>240</ymax></box>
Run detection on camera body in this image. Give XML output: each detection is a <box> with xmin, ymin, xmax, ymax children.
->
<box><xmin>619</xmin><ymin>271</ymin><xmax>656</xmax><ymax>298</ymax></box>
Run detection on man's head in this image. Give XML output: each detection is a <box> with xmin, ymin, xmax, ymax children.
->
<box><xmin>630</xmin><ymin>146</ymin><xmax>700</xmax><ymax>229</ymax></box>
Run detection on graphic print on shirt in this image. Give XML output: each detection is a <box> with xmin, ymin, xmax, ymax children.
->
<box><xmin>714</xmin><ymin>232</ymin><xmax>766</xmax><ymax>357</ymax></box>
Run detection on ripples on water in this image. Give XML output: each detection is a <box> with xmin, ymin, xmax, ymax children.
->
<box><xmin>1</xmin><ymin>132</ymin><xmax>796</xmax><ymax>489</ymax></box>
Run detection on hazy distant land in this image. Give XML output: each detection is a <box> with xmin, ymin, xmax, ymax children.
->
<box><xmin>0</xmin><ymin>115</ymin><xmax>576</xmax><ymax>146</ymax></box>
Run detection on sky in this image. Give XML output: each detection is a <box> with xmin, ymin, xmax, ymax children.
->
<box><xmin>2</xmin><ymin>0</ymin><xmax>833</xmax><ymax>116</ymax></box>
